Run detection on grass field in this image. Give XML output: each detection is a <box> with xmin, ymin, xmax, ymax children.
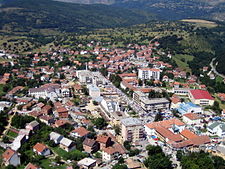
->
<box><xmin>6</xmin><ymin>130</ymin><xmax>18</xmax><ymax>138</ymax></box>
<box><xmin>181</xmin><ymin>19</ymin><xmax>218</xmax><ymax>28</ymax></box>
<box><xmin>173</xmin><ymin>54</ymin><xmax>194</xmax><ymax>72</ymax></box>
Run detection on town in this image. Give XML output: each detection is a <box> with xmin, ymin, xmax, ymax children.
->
<box><xmin>0</xmin><ymin>38</ymin><xmax>225</xmax><ymax>169</ymax></box>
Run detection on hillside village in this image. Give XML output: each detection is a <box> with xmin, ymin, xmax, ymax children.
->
<box><xmin>0</xmin><ymin>38</ymin><xmax>225</xmax><ymax>169</ymax></box>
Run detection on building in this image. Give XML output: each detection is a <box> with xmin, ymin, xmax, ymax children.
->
<box><xmin>138</xmin><ymin>68</ymin><xmax>161</xmax><ymax>80</ymax></box>
<box><xmin>2</xmin><ymin>149</ymin><xmax>21</xmax><ymax>167</ymax></box>
<box><xmin>100</xmin><ymin>98</ymin><xmax>120</xmax><ymax>113</ymax></box>
<box><xmin>121</xmin><ymin>117</ymin><xmax>144</xmax><ymax>143</ymax></box>
<box><xmin>77</xmin><ymin>158</ymin><xmax>96</xmax><ymax>169</ymax></box>
<box><xmin>33</xmin><ymin>143</ymin><xmax>51</xmax><ymax>156</ymax></box>
<box><xmin>140</xmin><ymin>97</ymin><xmax>170</xmax><ymax>113</ymax></box>
<box><xmin>145</xmin><ymin>118</ymin><xmax>185</xmax><ymax>141</ymax></box>
<box><xmin>26</xmin><ymin>121</ymin><xmax>39</xmax><ymax>132</ymax></box>
<box><xmin>173</xmin><ymin>88</ymin><xmax>190</xmax><ymax>96</ymax></box>
<box><xmin>189</xmin><ymin>89</ymin><xmax>214</xmax><ymax>106</ymax></box>
<box><xmin>49</xmin><ymin>132</ymin><xmax>64</xmax><ymax>144</ymax></box>
<box><xmin>88</xmin><ymin>84</ymin><xmax>100</xmax><ymax>99</ymax></box>
<box><xmin>25</xmin><ymin>163</ymin><xmax>41</xmax><ymax>169</ymax></box>
<box><xmin>207</xmin><ymin>122</ymin><xmax>225</xmax><ymax>137</ymax></box>
<box><xmin>102</xmin><ymin>147</ymin><xmax>121</xmax><ymax>162</ymax></box>
<box><xmin>83</xmin><ymin>138</ymin><xmax>100</xmax><ymax>153</ymax></box>
<box><xmin>177</xmin><ymin>102</ymin><xmax>202</xmax><ymax>114</ymax></box>
<box><xmin>59</xmin><ymin>137</ymin><xmax>75</xmax><ymax>152</ymax></box>
<box><xmin>182</xmin><ymin>113</ymin><xmax>201</xmax><ymax>125</ymax></box>
<box><xmin>96</xmin><ymin>135</ymin><xmax>112</xmax><ymax>150</ymax></box>
<box><xmin>70</xmin><ymin>127</ymin><xmax>90</xmax><ymax>138</ymax></box>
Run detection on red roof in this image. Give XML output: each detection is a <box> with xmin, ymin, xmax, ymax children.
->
<box><xmin>33</xmin><ymin>143</ymin><xmax>48</xmax><ymax>153</ymax></box>
<box><xmin>2</xmin><ymin>148</ymin><xmax>16</xmax><ymax>161</ymax></box>
<box><xmin>190</xmin><ymin>89</ymin><xmax>214</xmax><ymax>100</ymax></box>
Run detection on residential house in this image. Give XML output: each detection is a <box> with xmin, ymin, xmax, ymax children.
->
<box><xmin>2</xmin><ymin>148</ymin><xmax>21</xmax><ymax>167</ymax></box>
<box><xmin>83</xmin><ymin>138</ymin><xmax>100</xmax><ymax>153</ymax></box>
<box><xmin>102</xmin><ymin>146</ymin><xmax>121</xmax><ymax>162</ymax></box>
<box><xmin>96</xmin><ymin>135</ymin><xmax>112</xmax><ymax>150</ymax></box>
<box><xmin>49</xmin><ymin>132</ymin><xmax>64</xmax><ymax>144</ymax></box>
<box><xmin>77</xmin><ymin>158</ymin><xmax>96</xmax><ymax>169</ymax></box>
<box><xmin>25</xmin><ymin>163</ymin><xmax>41</xmax><ymax>169</ymax></box>
<box><xmin>33</xmin><ymin>143</ymin><xmax>51</xmax><ymax>156</ymax></box>
<box><xmin>177</xmin><ymin>102</ymin><xmax>202</xmax><ymax>115</ymax></box>
<box><xmin>207</xmin><ymin>122</ymin><xmax>225</xmax><ymax>137</ymax></box>
<box><xmin>26</xmin><ymin>121</ymin><xmax>40</xmax><ymax>132</ymax></box>
<box><xmin>60</xmin><ymin>137</ymin><xmax>75</xmax><ymax>152</ymax></box>
<box><xmin>138</xmin><ymin>68</ymin><xmax>161</xmax><ymax>80</ymax></box>
<box><xmin>70</xmin><ymin>127</ymin><xmax>90</xmax><ymax>138</ymax></box>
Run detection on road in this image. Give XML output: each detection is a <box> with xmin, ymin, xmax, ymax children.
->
<box><xmin>210</xmin><ymin>58</ymin><xmax>225</xmax><ymax>79</ymax></box>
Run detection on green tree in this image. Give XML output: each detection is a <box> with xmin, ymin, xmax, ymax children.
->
<box><xmin>92</xmin><ymin>118</ymin><xmax>107</xmax><ymax>129</ymax></box>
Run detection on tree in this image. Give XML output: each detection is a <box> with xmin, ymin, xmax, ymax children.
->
<box><xmin>11</xmin><ymin>115</ymin><xmax>35</xmax><ymax>129</ymax></box>
<box><xmin>123</xmin><ymin>141</ymin><xmax>131</xmax><ymax>150</ymax></box>
<box><xmin>113</xmin><ymin>125</ymin><xmax>121</xmax><ymax>135</ymax></box>
<box><xmin>176</xmin><ymin>150</ymin><xmax>183</xmax><ymax>161</ymax></box>
<box><xmin>146</xmin><ymin>145</ymin><xmax>163</xmax><ymax>156</ymax></box>
<box><xmin>112</xmin><ymin>164</ymin><xmax>128</xmax><ymax>169</ymax></box>
<box><xmin>92</xmin><ymin>118</ymin><xmax>107</xmax><ymax>129</ymax></box>
<box><xmin>154</xmin><ymin>112</ymin><xmax>163</xmax><ymax>122</ymax></box>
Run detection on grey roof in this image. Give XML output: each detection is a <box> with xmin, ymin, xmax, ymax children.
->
<box><xmin>141</xmin><ymin>97</ymin><xmax>170</xmax><ymax>105</ymax></box>
<box><xmin>50</xmin><ymin>132</ymin><xmax>63</xmax><ymax>141</ymax></box>
<box><xmin>208</xmin><ymin>122</ymin><xmax>221</xmax><ymax>130</ymax></box>
<box><xmin>217</xmin><ymin>144</ymin><xmax>225</xmax><ymax>155</ymax></box>
<box><xmin>27</xmin><ymin>121</ymin><xmax>39</xmax><ymax>128</ymax></box>
<box><xmin>121</xmin><ymin>117</ymin><xmax>142</xmax><ymax>127</ymax></box>
<box><xmin>60</xmin><ymin>137</ymin><xmax>73</xmax><ymax>147</ymax></box>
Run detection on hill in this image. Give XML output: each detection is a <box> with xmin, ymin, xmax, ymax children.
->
<box><xmin>56</xmin><ymin>0</ymin><xmax>225</xmax><ymax>21</ymax></box>
<box><xmin>0</xmin><ymin>0</ymin><xmax>154</xmax><ymax>33</ymax></box>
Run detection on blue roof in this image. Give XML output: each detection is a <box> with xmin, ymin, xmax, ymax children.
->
<box><xmin>177</xmin><ymin>102</ymin><xmax>201</xmax><ymax>114</ymax></box>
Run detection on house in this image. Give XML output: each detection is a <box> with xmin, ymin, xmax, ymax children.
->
<box><xmin>102</xmin><ymin>146</ymin><xmax>121</xmax><ymax>162</ymax></box>
<box><xmin>11</xmin><ymin>134</ymin><xmax>27</xmax><ymax>151</ymax></box>
<box><xmin>2</xmin><ymin>148</ymin><xmax>21</xmax><ymax>167</ymax></box>
<box><xmin>49</xmin><ymin>132</ymin><xmax>64</xmax><ymax>144</ymax></box>
<box><xmin>60</xmin><ymin>137</ymin><xmax>75</xmax><ymax>152</ymax></box>
<box><xmin>39</xmin><ymin>115</ymin><xmax>54</xmax><ymax>125</ymax></box>
<box><xmin>26</xmin><ymin>121</ymin><xmax>40</xmax><ymax>132</ymax></box>
<box><xmin>207</xmin><ymin>122</ymin><xmax>225</xmax><ymax>137</ymax></box>
<box><xmin>96</xmin><ymin>135</ymin><xmax>112</xmax><ymax>150</ymax></box>
<box><xmin>25</xmin><ymin>163</ymin><xmax>41</xmax><ymax>169</ymax></box>
<box><xmin>189</xmin><ymin>89</ymin><xmax>214</xmax><ymax>106</ymax></box>
<box><xmin>83</xmin><ymin>138</ymin><xmax>100</xmax><ymax>153</ymax></box>
<box><xmin>33</xmin><ymin>143</ymin><xmax>51</xmax><ymax>156</ymax></box>
<box><xmin>182</xmin><ymin>113</ymin><xmax>201</xmax><ymax>125</ymax></box>
<box><xmin>70</xmin><ymin>127</ymin><xmax>90</xmax><ymax>138</ymax></box>
<box><xmin>77</xmin><ymin>158</ymin><xmax>97</xmax><ymax>169</ymax></box>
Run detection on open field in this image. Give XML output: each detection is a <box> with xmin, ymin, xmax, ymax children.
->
<box><xmin>173</xmin><ymin>54</ymin><xmax>194</xmax><ymax>72</ymax></box>
<box><xmin>181</xmin><ymin>19</ymin><xmax>218</xmax><ymax>28</ymax></box>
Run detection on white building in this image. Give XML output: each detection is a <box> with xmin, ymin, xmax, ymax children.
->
<box><xmin>0</xmin><ymin>101</ymin><xmax>12</xmax><ymax>111</ymax></box>
<box><xmin>102</xmin><ymin>147</ymin><xmax>120</xmax><ymax>162</ymax></box>
<box><xmin>207</xmin><ymin>122</ymin><xmax>225</xmax><ymax>137</ymax></box>
<box><xmin>100</xmin><ymin>98</ymin><xmax>120</xmax><ymax>113</ymax></box>
<box><xmin>182</xmin><ymin>113</ymin><xmax>201</xmax><ymax>125</ymax></box>
<box><xmin>77</xmin><ymin>158</ymin><xmax>96</xmax><ymax>169</ymax></box>
<box><xmin>138</xmin><ymin>68</ymin><xmax>161</xmax><ymax>80</ymax></box>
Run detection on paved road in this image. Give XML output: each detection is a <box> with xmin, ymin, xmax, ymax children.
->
<box><xmin>210</xmin><ymin>58</ymin><xmax>225</xmax><ymax>79</ymax></box>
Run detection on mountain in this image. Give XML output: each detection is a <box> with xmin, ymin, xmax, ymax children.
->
<box><xmin>0</xmin><ymin>0</ymin><xmax>154</xmax><ymax>33</ymax></box>
<box><xmin>56</xmin><ymin>0</ymin><xmax>225</xmax><ymax>21</ymax></box>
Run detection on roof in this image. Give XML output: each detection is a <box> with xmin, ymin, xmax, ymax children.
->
<box><xmin>50</xmin><ymin>132</ymin><xmax>63</xmax><ymax>140</ymax></box>
<box><xmin>71</xmin><ymin>127</ymin><xmax>90</xmax><ymax>137</ymax></box>
<box><xmin>96</xmin><ymin>135</ymin><xmax>111</xmax><ymax>144</ymax></box>
<box><xmin>25</xmin><ymin>163</ymin><xmax>39</xmax><ymax>169</ymax></box>
<box><xmin>183</xmin><ymin>113</ymin><xmax>201</xmax><ymax>120</ymax></box>
<box><xmin>103</xmin><ymin>146</ymin><xmax>119</xmax><ymax>155</ymax></box>
<box><xmin>145</xmin><ymin>118</ymin><xmax>185</xmax><ymax>129</ymax></box>
<box><xmin>26</xmin><ymin>121</ymin><xmax>39</xmax><ymax>128</ymax></box>
<box><xmin>60</xmin><ymin>137</ymin><xmax>73</xmax><ymax>147</ymax></box>
<box><xmin>208</xmin><ymin>122</ymin><xmax>221</xmax><ymax>130</ymax></box>
<box><xmin>180</xmin><ymin>129</ymin><xmax>198</xmax><ymax>139</ymax></box>
<box><xmin>190</xmin><ymin>89</ymin><xmax>214</xmax><ymax>100</ymax></box>
<box><xmin>2</xmin><ymin>148</ymin><xmax>16</xmax><ymax>161</ymax></box>
<box><xmin>190</xmin><ymin>135</ymin><xmax>210</xmax><ymax>146</ymax></box>
<box><xmin>155</xmin><ymin>126</ymin><xmax>183</xmax><ymax>142</ymax></box>
<box><xmin>83</xmin><ymin>138</ymin><xmax>96</xmax><ymax>147</ymax></box>
<box><xmin>33</xmin><ymin>143</ymin><xmax>48</xmax><ymax>153</ymax></box>
<box><xmin>78</xmin><ymin>158</ymin><xmax>96</xmax><ymax>167</ymax></box>
<box><xmin>121</xmin><ymin>117</ymin><xmax>142</xmax><ymax>127</ymax></box>
<box><xmin>139</xmin><ymin>68</ymin><xmax>161</xmax><ymax>72</ymax></box>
